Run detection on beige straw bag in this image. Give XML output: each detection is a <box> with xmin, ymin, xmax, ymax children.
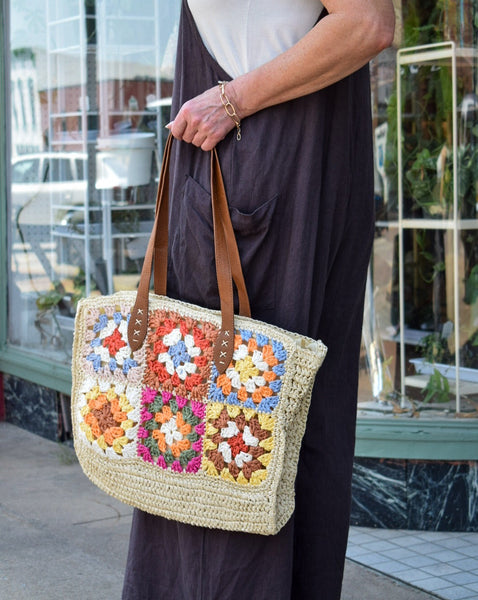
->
<box><xmin>71</xmin><ymin>135</ymin><xmax>327</xmax><ymax>535</ymax></box>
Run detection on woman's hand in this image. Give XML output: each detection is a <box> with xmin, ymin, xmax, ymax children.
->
<box><xmin>167</xmin><ymin>83</ymin><xmax>241</xmax><ymax>152</ymax></box>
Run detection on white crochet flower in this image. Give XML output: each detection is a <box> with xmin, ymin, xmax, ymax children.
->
<box><xmin>99</xmin><ymin>319</ymin><xmax>117</xmax><ymax>339</ymax></box>
<box><xmin>161</xmin><ymin>416</ymin><xmax>183</xmax><ymax>446</ymax></box>
<box><xmin>233</xmin><ymin>344</ymin><xmax>249</xmax><ymax>361</ymax></box>
<box><xmin>163</xmin><ymin>328</ymin><xmax>182</xmax><ymax>347</ymax></box>
<box><xmin>242</xmin><ymin>426</ymin><xmax>259</xmax><ymax>447</ymax></box>
<box><xmin>234</xmin><ymin>451</ymin><xmax>253</xmax><ymax>468</ymax></box>
<box><xmin>218</xmin><ymin>441</ymin><xmax>232</xmax><ymax>463</ymax></box>
<box><xmin>221</xmin><ymin>421</ymin><xmax>240</xmax><ymax>438</ymax></box>
<box><xmin>252</xmin><ymin>349</ymin><xmax>268</xmax><ymax>372</ymax></box>
<box><xmin>184</xmin><ymin>334</ymin><xmax>201</xmax><ymax>357</ymax></box>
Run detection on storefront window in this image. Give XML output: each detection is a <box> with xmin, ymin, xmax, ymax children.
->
<box><xmin>8</xmin><ymin>0</ymin><xmax>180</xmax><ymax>363</ymax></box>
<box><xmin>360</xmin><ymin>0</ymin><xmax>478</xmax><ymax>420</ymax></box>
<box><xmin>6</xmin><ymin>1</ymin><xmax>478</xmax><ymax>424</ymax></box>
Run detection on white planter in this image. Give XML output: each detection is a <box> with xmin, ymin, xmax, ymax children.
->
<box><xmin>96</xmin><ymin>132</ymin><xmax>155</xmax><ymax>188</ymax></box>
<box><xmin>410</xmin><ymin>358</ymin><xmax>478</xmax><ymax>383</ymax></box>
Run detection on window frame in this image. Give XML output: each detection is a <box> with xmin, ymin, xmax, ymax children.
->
<box><xmin>0</xmin><ymin>0</ymin><xmax>71</xmax><ymax>395</ymax></box>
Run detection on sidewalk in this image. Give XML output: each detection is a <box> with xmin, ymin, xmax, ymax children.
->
<box><xmin>0</xmin><ymin>422</ymin><xmax>439</xmax><ymax>600</ymax></box>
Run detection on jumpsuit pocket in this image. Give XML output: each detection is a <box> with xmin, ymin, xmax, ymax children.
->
<box><xmin>169</xmin><ymin>174</ymin><xmax>279</xmax><ymax>314</ymax></box>
<box><xmin>228</xmin><ymin>193</ymin><xmax>279</xmax><ymax>313</ymax></box>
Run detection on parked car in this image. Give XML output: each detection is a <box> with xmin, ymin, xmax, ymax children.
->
<box><xmin>11</xmin><ymin>143</ymin><xmax>157</xmax><ymax>275</ymax></box>
<box><xmin>11</xmin><ymin>152</ymin><xmax>88</xmax><ymax>227</ymax></box>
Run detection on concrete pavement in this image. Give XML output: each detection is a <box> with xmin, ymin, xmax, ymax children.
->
<box><xmin>0</xmin><ymin>422</ymin><xmax>438</xmax><ymax>600</ymax></box>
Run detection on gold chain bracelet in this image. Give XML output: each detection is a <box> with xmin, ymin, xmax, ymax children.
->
<box><xmin>218</xmin><ymin>80</ymin><xmax>242</xmax><ymax>141</ymax></box>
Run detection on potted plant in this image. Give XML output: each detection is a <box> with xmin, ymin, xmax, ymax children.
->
<box><xmin>35</xmin><ymin>273</ymin><xmax>87</xmax><ymax>356</ymax></box>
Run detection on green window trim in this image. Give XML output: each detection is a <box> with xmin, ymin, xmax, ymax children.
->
<box><xmin>1</xmin><ymin>2</ymin><xmax>9</xmax><ymax>358</ymax></box>
<box><xmin>355</xmin><ymin>420</ymin><xmax>478</xmax><ymax>461</ymax></box>
<box><xmin>0</xmin><ymin>349</ymin><xmax>72</xmax><ymax>395</ymax></box>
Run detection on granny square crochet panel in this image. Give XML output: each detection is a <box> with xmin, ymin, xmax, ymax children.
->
<box><xmin>137</xmin><ymin>388</ymin><xmax>205</xmax><ymax>473</ymax></box>
<box><xmin>76</xmin><ymin>303</ymin><xmax>284</xmax><ymax>484</ymax></box>
<box><xmin>77</xmin><ymin>378</ymin><xmax>141</xmax><ymax>458</ymax></box>
<box><xmin>72</xmin><ymin>292</ymin><xmax>326</xmax><ymax>534</ymax></box>
<box><xmin>143</xmin><ymin>310</ymin><xmax>217</xmax><ymax>400</ymax></box>
<box><xmin>209</xmin><ymin>329</ymin><xmax>286</xmax><ymax>414</ymax></box>
<box><xmin>203</xmin><ymin>402</ymin><xmax>274</xmax><ymax>485</ymax></box>
<box><xmin>82</xmin><ymin>305</ymin><xmax>143</xmax><ymax>384</ymax></box>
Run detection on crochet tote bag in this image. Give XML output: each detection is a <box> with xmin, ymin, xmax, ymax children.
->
<box><xmin>71</xmin><ymin>135</ymin><xmax>327</xmax><ymax>535</ymax></box>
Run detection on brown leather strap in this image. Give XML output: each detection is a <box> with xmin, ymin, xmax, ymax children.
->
<box><xmin>128</xmin><ymin>135</ymin><xmax>250</xmax><ymax>375</ymax></box>
<box><xmin>127</xmin><ymin>134</ymin><xmax>173</xmax><ymax>351</ymax></box>
<box><xmin>152</xmin><ymin>130</ymin><xmax>172</xmax><ymax>296</ymax></box>
<box><xmin>151</xmin><ymin>142</ymin><xmax>250</xmax><ymax>318</ymax></box>
<box><xmin>211</xmin><ymin>147</ymin><xmax>251</xmax><ymax>320</ymax></box>
<box><xmin>211</xmin><ymin>149</ymin><xmax>235</xmax><ymax>372</ymax></box>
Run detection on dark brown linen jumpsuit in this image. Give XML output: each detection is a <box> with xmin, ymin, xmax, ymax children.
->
<box><xmin>122</xmin><ymin>2</ymin><xmax>374</xmax><ymax>598</ymax></box>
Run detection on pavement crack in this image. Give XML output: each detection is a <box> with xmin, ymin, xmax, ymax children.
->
<box><xmin>73</xmin><ymin>512</ymin><xmax>133</xmax><ymax>526</ymax></box>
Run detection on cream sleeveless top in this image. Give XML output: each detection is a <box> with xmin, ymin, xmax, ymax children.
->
<box><xmin>187</xmin><ymin>0</ymin><xmax>324</xmax><ymax>78</ymax></box>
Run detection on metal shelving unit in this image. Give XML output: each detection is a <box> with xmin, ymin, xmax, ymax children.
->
<box><xmin>45</xmin><ymin>0</ymin><xmax>177</xmax><ymax>300</ymax></box>
<box><xmin>396</xmin><ymin>42</ymin><xmax>478</xmax><ymax>413</ymax></box>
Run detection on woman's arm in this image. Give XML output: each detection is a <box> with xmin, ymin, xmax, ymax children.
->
<box><xmin>168</xmin><ymin>0</ymin><xmax>395</xmax><ymax>151</ymax></box>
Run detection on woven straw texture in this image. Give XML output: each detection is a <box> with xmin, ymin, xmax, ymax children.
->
<box><xmin>71</xmin><ymin>291</ymin><xmax>327</xmax><ymax>535</ymax></box>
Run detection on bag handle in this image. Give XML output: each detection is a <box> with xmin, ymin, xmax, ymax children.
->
<box><xmin>128</xmin><ymin>134</ymin><xmax>251</xmax><ymax>374</ymax></box>
<box><xmin>151</xmin><ymin>137</ymin><xmax>250</xmax><ymax>317</ymax></box>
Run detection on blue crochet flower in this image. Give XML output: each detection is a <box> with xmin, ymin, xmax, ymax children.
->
<box><xmin>239</xmin><ymin>328</ymin><xmax>252</xmax><ymax>342</ymax></box>
<box><xmin>123</xmin><ymin>358</ymin><xmax>138</xmax><ymax>374</ymax></box>
<box><xmin>258</xmin><ymin>396</ymin><xmax>279</xmax><ymax>413</ymax></box>
<box><xmin>273</xmin><ymin>364</ymin><xmax>286</xmax><ymax>376</ymax></box>
<box><xmin>208</xmin><ymin>383</ymin><xmax>225</xmax><ymax>403</ymax></box>
<box><xmin>86</xmin><ymin>353</ymin><xmax>102</xmax><ymax>371</ymax></box>
<box><xmin>256</xmin><ymin>333</ymin><xmax>269</xmax><ymax>347</ymax></box>
<box><xmin>168</xmin><ymin>340</ymin><xmax>191</xmax><ymax>368</ymax></box>
<box><xmin>269</xmin><ymin>380</ymin><xmax>282</xmax><ymax>393</ymax></box>
<box><xmin>93</xmin><ymin>314</ymin><xmax>108</xmax><ymax>333</ymax></box>
<box><xmin>271</xmin><ymin>341</ymin><xmax>287</xmax><ymax>362</ymax></box>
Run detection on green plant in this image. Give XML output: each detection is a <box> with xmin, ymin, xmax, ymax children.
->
<box><xmin>35</xmin><ymin>277</ymin><xmax>86</xmax><ymax>352</ymax></box>
<box><xmin>406</xmin><ymin>148</ymin><xmax>441</xmax><ymax>214</ymax></box>
<box><xmin>35</xmin><ymin>285</ymin><xmax>65</xmax><ymax>349</ymax></box>
<box><xmin>36</xmin><ymin>280</ymin><xmax>83</xmax><ymax>315</ymax></box>
<box><xmin>464</xmin><ymin>264</ymin><xmax>478</xmax><ymax>305</ymax></box>
<box><xmin>459</xmin><ymin>329</ymin><xmax>478</xmax><ymax>370</ymax></box>
<box><xmin>422</xmin><ymin>368</ymin><xmax>451</xmax><ymax>403</ymax></box>
<box><xmin>35</xmin><ymin>286</ymin><xmax>64</xmax><ymax>312</ymax></box>
<box><xmin>419</xmin><ymin>332</ymin><xmax>452</xmax><ymax>364</ymax></box>
<box><xmin>415</xmin><ymin>230</ymin><xmax>446</xmax><ymax>284</ymax></box>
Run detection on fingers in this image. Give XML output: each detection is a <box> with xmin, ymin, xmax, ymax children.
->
<box><xmin>191</xmin><ymin>131</ymin><xmax>208</xmax><ymax>149</ymax></box>
<box><xmin>166</xmin><ymin>87</ymin><xmax>237</xmax><ymax>150</ymax></box>
<box><xmin>168</xmin><ymin>100</ymin><xmax>202</xmax><ymax>144</ymax></box>
<box><xmin>167</xmin><ymin>119</ymin><xmax>209</xmax><ymax>148</ymax></box>
<box><xmin>200</xmin><ymin>137</ymin><xmax>219</xmax><ymax>152</ymax></box>
<box><xmin>166</xmin><ymin>117</ymin><xmax>187</xmax><ymax>140</ymax></box>
<box><xmin>167</xmin><ymin>117</ymin><xmax>226</xmax><ymax>150</ymax></box>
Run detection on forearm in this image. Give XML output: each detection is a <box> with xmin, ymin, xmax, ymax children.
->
<box><xmin>231</xmin><ymin>2</ymin><xmax>395</xmax><ymax>118</ymax></box>
<box><xmin>168</xmin><ymin>0</ymin><xmax>395</xmax><ymax>150</ymax></box>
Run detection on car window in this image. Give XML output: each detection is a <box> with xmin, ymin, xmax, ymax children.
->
<box><xmin>11</xmin><ymin>158</ymin><xmax>40</xmax><ymax>183</ymax></box>
<box><xmin>44</xmin><ymin>157</ymin><xmax>74</xmax><ymax>182</ymax></box>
